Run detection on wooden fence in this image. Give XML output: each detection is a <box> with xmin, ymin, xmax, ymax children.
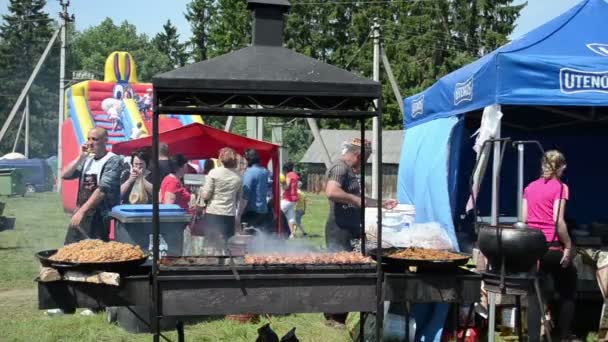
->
<box><xmin>304</xmin><ymin>164</ymin><xmax>399</xmax><ymax>199</ymax></box>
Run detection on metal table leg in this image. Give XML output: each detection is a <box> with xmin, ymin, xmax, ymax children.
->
<box><xmin>534</xmin><ymin>278</ymin><xmax>552</xmax><ymax>342</ymax></box>
<box><xmin>176</xmin><ymin>320</ymin><xmax>184</xmax><ymax>342</ymax></box>
<box><xmin>488</xmin><ymin>292</ymin><xmax>497</xmax><ymax>342</ymax></box>
<box><xmin>460</xmin><ymin>304</ymin><xmax>475</xmax><ymax>342</ymax></box>
<box><xmin>359</xmin><ymin>312</ymin><xmax>365</xmax><ymax>342</ymax></box>
<box><xmin>515</xmin><ymin>295</ymin><xmax>523</xmax><ymax>342</ymax></box>
<box><xmin>454</xmin><ymin>303</ymin><xmax>460</xmax><ymax>341</ymax></box>
<box><xmin>403</xmin><ymin>303</ymin><xmax>410</xmax><ymax>342</ymax></box>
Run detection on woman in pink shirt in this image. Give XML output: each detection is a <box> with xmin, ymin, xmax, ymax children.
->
<box><xmin>523</xmin><ymin>150</ymin><xmax>576</xmax><ymax>341</ymax></box>
<box><xmin>160</xmin><ymin>154</ymin><xmax>192</xmax><ymax>211</ymax></box>
<box><xmin>280</xmin><ymin>162</ymin><xmax>300</xmax><ymax>239</ymax></box>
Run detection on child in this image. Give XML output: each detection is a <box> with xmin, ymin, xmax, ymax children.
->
<box><xmin>109</xmin><ymin>105</ymin><xmax>121</xmax><ymax>132</ymax></box>
<box><xmin>141</xmin><ymin>88</ymin><xmax>153</xmax><ymax>120</ymax></box>
<box><xmin>295</xmin><ymin>181</ymin><xmax>308</xmax><ymax>237</ymax></box>
<box><xmin>130</xmin><ymin>122</ymin><xmax>144</xmax><ymax>139</ymax></box>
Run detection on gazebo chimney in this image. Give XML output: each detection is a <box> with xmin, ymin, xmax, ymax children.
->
<box><xmin>247</xmin><ymin>0</ymin><xmax>291</xmax><ymax>46</ymax></box>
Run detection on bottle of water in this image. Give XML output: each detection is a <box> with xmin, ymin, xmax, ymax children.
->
<box><xmin>148</xmin><ymin>234</ymin><xmax>169</xmax><ymax>257</ymax></box>
<box><xmin>159</xmin><ymin>234</ymin><xmax>168</xmax><ymax>257</ymax></box>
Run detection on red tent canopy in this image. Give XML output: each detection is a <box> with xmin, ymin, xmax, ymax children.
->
<box><xmin>113</xmin><ymin>122</ymin><xmax>278</xmax><ymax>166</ymax></box>
<box><xmin>112</xmin><ymin>123</ymin><xmax>283</xmax><ymax>233</ymax></box>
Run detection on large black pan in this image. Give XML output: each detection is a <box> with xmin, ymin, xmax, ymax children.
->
<box><xmin>36</xmin><ymin>249</ymin><xmax>148</xmax><ymax>273</ymax></box>
<box><xmin>368</xmin><ymin>247</ymin><xmax>470</xmax><ymax>272</ymax></box>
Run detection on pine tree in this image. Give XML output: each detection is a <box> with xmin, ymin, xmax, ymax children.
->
<box><xmin>185</xmin><ymin>0</ymin><xmax>214</xmax><ymax>62</ymax></box>
<box><xmin>0</xmin><ymin>0</ymin><xmax>59</xmax><ymax>157</ymax></box>
<box><xmin>153</xmin><ymin>20</ymin><xmax>188</xmax><ymax>68</ymax></box>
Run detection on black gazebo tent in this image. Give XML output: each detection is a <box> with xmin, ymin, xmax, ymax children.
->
<box><xmin>150</xmin><ymin>1</ymin><xmax>384</xmax><ymax>341</ymax></box>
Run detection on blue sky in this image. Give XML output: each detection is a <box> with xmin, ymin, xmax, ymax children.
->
<box><xmin>0</xmin><ymin>0</ymin><xmax>581</xmax><ymax>42</ymax></box>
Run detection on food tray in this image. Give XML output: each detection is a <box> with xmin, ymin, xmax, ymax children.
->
<box><xmin>36</xmin><ymin>249</ymin><xmax>148</xmax><ymax>273</ymax></box>
<box><xmin>368</xmin><ymin>247</ymin><xmax>470</xmax><ymax>271</ymax></box>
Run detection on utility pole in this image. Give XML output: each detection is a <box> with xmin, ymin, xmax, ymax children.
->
<box><xmin>381</xmin><ymin>47</ymin><xmax>404</xmax><ymax>116</ymax></box>
<box><xmin>371</xmin><ymin>18</ymin><xmax>381</xmax><ymax>199</ymax></box>
<box><xmin>12</xmin><ymin>107</ymin><xmax>27</xmax><ymax>153</ymax></box>
<box><xmin>25</xmin><ymin>96</ymin><xmax>30</xmax><ymax>158</ymax></box>
<box><xmin>224</xmin><ymin>116</ymin><xmax>234</xmax><ymax>132</ymax></box>
<box><xmin>57</xmin><ymin>0</ymin><xmax>73</xmax><ymax>192</ymax></box>
<box><xmin>257</xmin><ymin>117</ymin><xmax>264</xmax><ymax>141</ymax></box>
<box><xmin>246</xmin><ymin>117</ymin><xmax>257</xmax><ymax>138</ymax></box>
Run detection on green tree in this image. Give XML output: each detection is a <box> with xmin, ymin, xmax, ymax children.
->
<box><xmin>207</xmin><ymin>0</ymin><xmax>250</xmax><ymax>58</ymax></box>
<box><xmin>70</xmin><ymin>18</ymin><xmax>172</xmax><ymax>82</ymax></box>
<box><xmin>0</xmin><ymin>0</ymin><xmax>59</xmax><ymax>157</ymax></box>
<box><xmin>152</xmin><ymin>20</ymin><xmax>188</xmax><ymax>68</ymax></box>
<box><xmin>184</xmin><ymin>0</ymin><xmax>213</xmax><ymax>62</ymax></box>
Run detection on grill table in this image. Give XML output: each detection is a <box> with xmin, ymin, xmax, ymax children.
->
<box><xmin>384</xmin><ymin>268</ymin><xmax>481</xmax><ymax>304</ymax></box>
<box><xmin>382</xmin><ymin>268</ymin><xmax>482</xmax><ymax>342</ymax></box>
<box><xmin>38</xmin><ymin>263</ymin><xmax>377</xmax><ymax>317</ymax></box>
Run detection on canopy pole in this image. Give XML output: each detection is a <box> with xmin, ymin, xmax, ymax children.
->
<box><xmin>151</xmin><ymin>92</ymin><xmax>161</xmax><ymax>342</ymax></box>
<box><xmin>517</xmin><ymin>144</ymin><xmax>524</xmax><ymax>222</ymax></box>
<box><xmin>491</xmin><ymin>124</ymin><xmax>501</xmax><ymax>227</ymax></box>
<box><xmin>371</xmin><ymin>18</ymin><xmax>380</xmax><ymax>199</ymax></box>
<box><xmin>375</xmin><ymin>93</ymin><xmax>385</xmax><ymax>342</ymax></box>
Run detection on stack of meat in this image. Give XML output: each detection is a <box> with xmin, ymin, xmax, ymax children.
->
<box><xmin>244</xmin><ymin>251</ymin><xmax>372</xmax><ymax>265</ymax></box>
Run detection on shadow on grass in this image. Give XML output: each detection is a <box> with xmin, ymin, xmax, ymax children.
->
<box><xmin>0</xmin><ymin>246</ymin><xmax>26</xmax><ymax>250</ymax></box>
<box><xmin>304</xmin><ymin>234</ymin><xmax>322</xmax><ymax>238</ymax></box>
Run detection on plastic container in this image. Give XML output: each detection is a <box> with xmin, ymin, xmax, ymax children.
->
<box><xmin>110</xmin><ymin>204</ymin><xmax>191</xmax><ymax>257</ymax></box>
<box><xmin>109</xmin><ymin>204</ymin><xmax>190</xmax><ymax>334</ymax></box>
<box><xmin>365</xmin><ymin>204</ymin><xmax>416</xmax><ymax>234</ymax></box>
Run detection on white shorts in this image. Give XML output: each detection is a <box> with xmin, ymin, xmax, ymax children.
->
<box><xmin>280</xmin><ymin>200</ymin><xmax>297</xmax><ymax>224</ymax></box>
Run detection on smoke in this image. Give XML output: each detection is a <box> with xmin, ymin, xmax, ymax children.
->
<box><xmin>241</xmin><ymin>230</ymin><xmax>321</xmax><ymax>255</ymax></box>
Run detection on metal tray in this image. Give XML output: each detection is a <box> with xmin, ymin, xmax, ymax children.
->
<box><xmin>36</xmin><ymin>249</ymin><xmax>148</xmax><ymax>273</ymax></box>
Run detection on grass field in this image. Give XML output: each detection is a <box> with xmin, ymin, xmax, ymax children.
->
<box><xmin>0</xmin><ymin>192</ymin><xmax>353</xmax><ymax>342</ymax></box>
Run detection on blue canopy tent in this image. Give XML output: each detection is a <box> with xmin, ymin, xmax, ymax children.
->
<box><xmin>397</xmin><ymin>0</ymin><xmax>608</xmax><ymax>340</ymax></box>
<box><xmin>404</xmin><ymin>0</ymin><xmax>608</xmax><ymax>130</ymax></box>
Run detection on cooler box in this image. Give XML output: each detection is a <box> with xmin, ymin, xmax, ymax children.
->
<box><xmin>110</xmin><ymin>204</ymin><xmax>191</xmax><ymax>256</ymax></box>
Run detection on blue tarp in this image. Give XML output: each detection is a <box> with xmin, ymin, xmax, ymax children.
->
<box><xmin>397</xmin><ymin>116</ymin><xmax>463</xmax><ymax>341</ymax></box>
<box><xmin>403</xmin><ymin>0</ymin><xmax>608</xmax><ymax>129</ymax></box>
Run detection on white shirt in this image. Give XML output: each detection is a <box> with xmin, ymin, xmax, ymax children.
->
<box><xmin>78</xmin><ymin>152</ymin><xmax>117</xmax><ymax>206</ymax></box>
<box><xmin>130</xmin><ymin>127</ymin><xmax>142</xmax><ymax>140</ymax></box>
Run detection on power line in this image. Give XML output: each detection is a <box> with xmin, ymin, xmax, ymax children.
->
<box><xmin>344</xmin><ymin>31</ymin><xmax>372</xmax><ymax>69</ymax></box>
<box><xmin>293</xmin><ymin>0</ymin><xmax>441</xmax><ymax>5</ymax></box>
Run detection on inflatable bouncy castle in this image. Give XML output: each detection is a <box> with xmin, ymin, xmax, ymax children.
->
<box><xmin>61</xmin><ymin>52</ymin><xmax>203</xmax><ymax>212</ymax></box>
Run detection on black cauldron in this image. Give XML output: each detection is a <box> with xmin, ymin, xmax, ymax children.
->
<box><xmin>478</xmin><ymin>223</ymin><xmax>548</xmax><ymax>274</ymax></box>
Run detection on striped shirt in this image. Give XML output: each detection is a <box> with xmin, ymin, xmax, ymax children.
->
<box><xmin>326</xmin><ymin>159</ymin><xmax>361</xmax><ymax>229</ymax></box>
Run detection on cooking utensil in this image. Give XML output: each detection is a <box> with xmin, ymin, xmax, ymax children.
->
<box><xmin>368</xmin><ymin>247</ymin><xmax>470</xmax><ymax>271</ymax></box>
<box><xmin>70</xmin><ymin>224</ymin><xmax>91</xmax><ymax>239</ymax></box>
<box><xmin>36</xmin><ymin>249</ymin><xmax>148</xmax><ymax>273</ymax></box>
<box><xmin>477</xmin><ymin>223</ymin><xmax>547</xmax><ymax>274</ymax></box>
